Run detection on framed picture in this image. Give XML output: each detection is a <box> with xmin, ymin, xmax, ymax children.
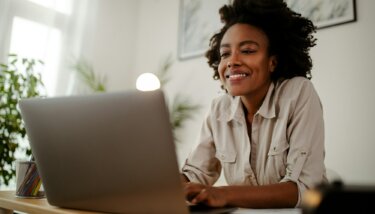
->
<box><xmin>178</xmin><ymin>0</ymin><xmax>229</xmax><ymax>60</ymax></box>
<box><xmin>286</xmin><ymin>0</ymin><xmax>357</xmax><ymax>29</ymax></box>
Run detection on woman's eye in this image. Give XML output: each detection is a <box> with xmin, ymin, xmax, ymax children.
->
<box><xmin>242</xmin><ymin>49</ymin><xmax>255</xmax><ymax>54</ymax></box>
<box><xmin>220</xmin><ymin>52</ymin><xmax>230</xmax><ymax>58</ymax></box>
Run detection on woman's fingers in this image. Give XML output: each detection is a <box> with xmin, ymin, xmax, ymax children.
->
<box><xmin>184</xmin><ymin>182</ymin><xmax>206</xmax><ymax>201</ymax></box>
<box><xmin>191</xmin><ymin>188</ymin><xmax>209</xmax><ymax>204</ymax></box>
<box><xmin>184</xmin><ymin>183</ymin><xmax>227</xmax><ymax>207</ymax></box>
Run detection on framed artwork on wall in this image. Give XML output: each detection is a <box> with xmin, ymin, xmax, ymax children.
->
<box><xmin>286</xmin><ymin>0</ymin><xmax>357</xmax><ymax>29</ymax></box>
<box><xmin>178</xmin><ymin>0</ymin><xmax>228</xmax><ymax>60</ymax></box>
<box><xmin>177</xmin><ymin>0</ymin><xmax>357</xmax><ymax>60</ymax></box>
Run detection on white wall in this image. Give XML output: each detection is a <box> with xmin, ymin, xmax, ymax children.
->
<box><xmin>132</xmin><ymin>0</ymin><xmax>221</xmax><ymax>167</ymax></box>
<box><xmin>83</xmin><ymin>0</ymin><xmax>375</xmax><ymax>185</ymax></box>
<box><xmin>80</xmin><ymin>0</ymin><xmax>140</xmax><ymax>92</ymax></box>
<box><xmin>311</xmin><ymin>1</ymin><xmax>375</xmax><ymax>185</ymax></box>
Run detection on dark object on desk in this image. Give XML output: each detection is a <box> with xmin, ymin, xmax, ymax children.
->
<box><xmin>302</xmin><ymin>181</ymin><xmax>375</xmax><ymax>214</ymax></box>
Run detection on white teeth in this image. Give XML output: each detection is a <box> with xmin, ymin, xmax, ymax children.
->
<box><xmin>226</xmin><ymin>73</ymin><xmax>248</xmax><ymax>79</ymax></box>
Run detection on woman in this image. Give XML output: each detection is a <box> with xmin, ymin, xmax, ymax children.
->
<box><xmin>182</xmin><ymin>0</ymin><xmax>327</xmax><ymax>208</ymax></box>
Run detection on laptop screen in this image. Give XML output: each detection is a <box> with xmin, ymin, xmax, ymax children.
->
<box><xmin>19</xmin><ymin>90</ymin><xmax>189</xmax><ymax>213</ymax></box>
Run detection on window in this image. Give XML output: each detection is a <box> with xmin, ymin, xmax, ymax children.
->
<box><xmin>1</xmin><ymin>0</ymin><xmax>91</xmax><ymax>189</ymax></box>
<box><xmin>1</xmin><ymin>0</ymin><xmax>75</xmax><ymax>95</ymax></box>
<box><xmin>10</xmin><ymin>16</ymin><xmax>61</xmax><ymax>93</ymax></box>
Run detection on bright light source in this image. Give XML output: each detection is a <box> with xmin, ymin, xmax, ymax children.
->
<box><xmin>136</xmin><ymin>73</ymin><xmax>160</xmax><ymax>91</ymax></box>
<box><xmin>10</xmin><ymin>16</ymin><xmax>61</xmax><ymax>96</ymax></box>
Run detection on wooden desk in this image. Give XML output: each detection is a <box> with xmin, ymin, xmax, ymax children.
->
<box><xmin>0</xmin><ymin>191</ymin><xmax>99</xmax><ymax>214</ymax></box>
<box><xmin>0</xmin><ymin>191</ymin><xmax>301</xmax><ymax>214</ymax></box>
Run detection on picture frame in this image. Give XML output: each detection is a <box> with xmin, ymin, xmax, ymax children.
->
<box><xmin>177</xmin><ymin>0</ymin><xmax>357</xmax><ymax>60</ymax></box>
<box><xmin>286</xmin><ymin>0</ymin><xmax>357</xmax><ymax>29</ymax></box>
<box><xmin>178</xmin><ymin>0</ymin><xmax>229</xmax><ymax>60</ymax></box>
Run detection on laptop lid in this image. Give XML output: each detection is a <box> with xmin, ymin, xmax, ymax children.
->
<box><xmin>19</xmin><ymin>90</ymin><xmax>189</xmax><ymax>213</ymax></box>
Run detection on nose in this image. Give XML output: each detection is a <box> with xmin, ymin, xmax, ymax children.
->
<box><xmin>227</xmin><ymin>52</ymin><xmax>241</xmax><ymax>68</ymax></box>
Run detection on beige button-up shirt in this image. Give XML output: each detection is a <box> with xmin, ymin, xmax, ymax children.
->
<box><xmin>182</xmin><ymin>77</ymin><xmax>327</xmax><ymax>207</ymax></box>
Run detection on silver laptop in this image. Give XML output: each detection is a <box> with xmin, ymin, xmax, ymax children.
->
<box><xmin>19</xmin><ymin>90</ymin><xmax>189</xmax><ymax>213</ymax></box>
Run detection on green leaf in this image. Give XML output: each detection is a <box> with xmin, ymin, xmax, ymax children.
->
<box><xmin>0</xmin><ymin>54</ymin><xmax>45</xmax><ymax>186</ymax></box>
<box><xmin>10</xmin><ymin>58</ymin><xmax>17</xmax><ymax>65</ymax></box>
<box><xmin>73</xmin><ymin>57</ymin><xmax>107</xmax><ymax>93</ymax></box>
<box><xmin>156</xmin><ymin>54</ymin><xmax>173</xmax><ymax>87</ymax></box>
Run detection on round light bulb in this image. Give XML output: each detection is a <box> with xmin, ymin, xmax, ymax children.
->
<box><xmin>136</xmin><ymin>73</ymin><xmax>161</xmax><ymax>91</ymax></box>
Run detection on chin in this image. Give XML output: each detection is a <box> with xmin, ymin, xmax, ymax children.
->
<box><xmin>226</xmin><ymin>85</ymin><xmax>254</xmax><ymax>97</ymax></box>
<box><xmin>227</xmin><ymin>90</ymin><xmax>243</xmax><ymax>97</ymax></box>
<box><xmin>226</xmin><ymin>84</ymin><xmax>249</xmax><ymax>96</ymax></box>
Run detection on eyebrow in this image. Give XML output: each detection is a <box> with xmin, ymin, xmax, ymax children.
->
<box><xmin>220</xmin><ymin>40</ymin><xmax>260</xmax><ymax>49</ymax></box>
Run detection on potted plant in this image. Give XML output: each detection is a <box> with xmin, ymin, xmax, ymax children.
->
<box><xmin>0</xmin><ymin>54</ymin><xmax>44</xmax><ymax>186</ymax></box>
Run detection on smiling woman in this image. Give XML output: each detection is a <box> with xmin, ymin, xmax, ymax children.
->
<box><xmin>182</xmin><ymin>0</ymin><xmax>327</xmax><ymax>209</ymax></box>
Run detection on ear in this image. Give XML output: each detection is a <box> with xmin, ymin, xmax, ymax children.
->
<box><xmin>269</xmin><ymin>55</ymin><xmax>278</xmax><ymax>72</ymax></box>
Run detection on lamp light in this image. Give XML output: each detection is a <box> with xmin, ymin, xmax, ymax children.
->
<box><xmin>136</xmin><ymin>73</ymin><xmax>160</xmax><ymax>91</ymax></box>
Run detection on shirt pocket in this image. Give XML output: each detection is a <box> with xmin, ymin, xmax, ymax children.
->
<box><xmin>215</xmin><ymin>150</ymin><xmax>236</xmax><ymax>163</ymax></box>
<box><xmin>266</xmin><ymin>140</ymin><xmax>289</xmax><ymax>182</ymax></box>
<box><xmin>215</xmin><ymin>149</ymin><xmax>237</xmax><ymax>183</ymax></box>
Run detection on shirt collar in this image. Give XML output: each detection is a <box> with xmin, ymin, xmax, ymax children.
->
<box><xmin>257</xmin><ymin>82</ymin><xmax>276</xmax><ymax>119</ymax></box>
<box><xmin>219</xmin><ymin>82</ymin><xmax>276</xmax><ymax>122</ymax></box>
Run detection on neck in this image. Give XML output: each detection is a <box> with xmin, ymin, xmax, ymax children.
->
<box><xmin>240</xmin><ymin>81</ymin><xmax>271</xmax><ymax>121</ymax></box>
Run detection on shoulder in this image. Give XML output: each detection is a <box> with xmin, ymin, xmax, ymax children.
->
<box><xmin>275</xmin><ymin>77</ymin><xmax>318</xmax><ymax>100</ymax></box>
<box><xmin>277</xmin><ymin>76</ymin><xmax>314</xmax><ymax>92</ymax></box>
<box><xmin>207</xmin><ymin>94</ymin><xmax>239</xmax><ymax>120</ymax></box>
<box><xmin>210</xmin><ymin>93</ymin><xmax>233</xmax><ymax>110</ymax></box>
<box><xmin>274</xmin><ymin>77</ymin><xmax>322</xmax><ymax>113</ymax></box>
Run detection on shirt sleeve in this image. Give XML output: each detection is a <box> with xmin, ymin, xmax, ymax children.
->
<box><xmin>181</xmin><ymin>108</ymin><xmax>221</xmax><ymax>185</ymax></box>
<box><xmin>280</xmin><ymin>79</ymin><xmax>327</xmax><ymax>207</ymax></box>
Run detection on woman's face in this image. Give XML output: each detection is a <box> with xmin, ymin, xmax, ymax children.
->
<box><xmin>218</xmin><ymin>23</ymin><xmax>277</xmax><ymax>97</ymax></box>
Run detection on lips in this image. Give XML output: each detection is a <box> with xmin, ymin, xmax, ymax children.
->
<box><xmin>225</xmin><ymin>70</ymin><xmax>250</xmax><ymax>80</ymax></box>
<box><xmin>225</xmin><ymin>73</ymin><xmax>249</xmax><ymax>79</ymax></box>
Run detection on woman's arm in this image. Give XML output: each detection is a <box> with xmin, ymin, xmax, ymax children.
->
<box><xmin>185</xmin><ymin>181</ymin><xmax>298</xmax><ymax>208</ymax></box>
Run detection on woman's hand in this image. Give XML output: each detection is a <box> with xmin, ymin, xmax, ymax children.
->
<box><xmin>184</xmin><ymin>182</ymin><xmax>227</xmax><ymax>207</ymax></box>
<box><xmin>184</xmin><ymin>181</ymin><xmax>298</xmax><ymax>208</ymax></box>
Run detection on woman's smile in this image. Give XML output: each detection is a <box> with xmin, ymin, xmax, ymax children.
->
<box><xmin>225</xmin><ymin>71</ymin><xmax>251</xmax><ymax>85</ymax></box>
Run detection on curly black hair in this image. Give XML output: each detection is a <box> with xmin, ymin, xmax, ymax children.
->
<box><xmin>206</xmin><ymin>0</ymin><xmax>316</xmax><ymax>81</ymax></box>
